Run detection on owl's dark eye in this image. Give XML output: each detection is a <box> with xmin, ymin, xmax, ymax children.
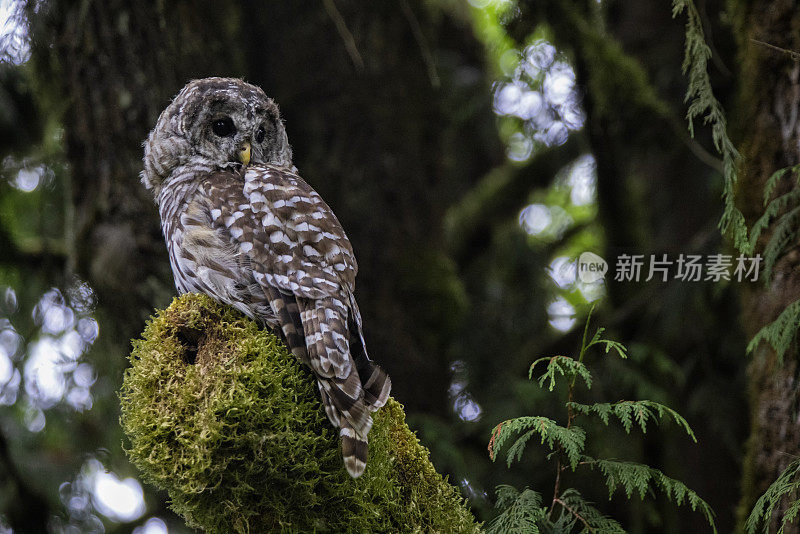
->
<box><xmin>211</xmin><ymin>117</ymin><xmax>236</xmax><ymax>137</ymax></box>
<box><xmin>255</xmin><ymin>126</ymin><xmax>266</xmax><ymax>144</ymax></box>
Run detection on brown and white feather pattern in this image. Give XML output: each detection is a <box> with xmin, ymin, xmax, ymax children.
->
<box><xmin>159</xmin><ymin>161</ymin><xmax>390</xmax><ymax>477</ymax></box>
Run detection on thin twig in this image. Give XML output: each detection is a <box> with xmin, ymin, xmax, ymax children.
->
<box><xmin>549</xmin><ymin>318</ymin><xmax>587</xmax><ymax>516</ymax></box>
<box><xmin>548</xmin><ymin>320</ymin><xmax>589</xmax><ymax>516</ymax></box>
<box><xmin>554</xmin><ymin>497</ymin><xmax>593</xmax><ymax>531</ymax></box>
<box><xmin>697</xmin><ymin>0</ymin><xmax>732</xmax><ymax>77</ymax></box>
<box><xmin>399</xmin><ymin>0</ymin><xmax>440</xmax><ymax>88</ymax></box>
<box><xmin>321</xmin><ymin>0</ymin><xmax>364</xmax><ymax>72</ymax></box>
<box><xmin>751</xmin><ymin>39</ymin><xmax>800</xmax><ymax>62</ymax></box>
<box><xmin>668</xmin><ymin>116</ymin><xmax>725</xmax><ymax>173</ymax></box>
<box><xmin>549</xmin><ymin>457</ymin><xmax>564</xmax><ymax>515</ymax></box>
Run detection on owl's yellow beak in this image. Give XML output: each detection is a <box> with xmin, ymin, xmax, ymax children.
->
<box><xmin>238</xmin><ymin>142</ymin><xmax>251</xmax><ymax>166</ymax></box>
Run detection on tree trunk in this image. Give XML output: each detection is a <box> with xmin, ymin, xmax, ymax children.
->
<box><xmin>732</xmin><ymin>0</ymin><xmax>800</xmax><ymax>530</ymax></box>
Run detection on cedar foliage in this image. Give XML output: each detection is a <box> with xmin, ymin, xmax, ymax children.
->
<box><xmin>745</xmin><ymin>166</ymin><xmax>800</xmax><ymax>361</ymax></box>
<box><xmin>487</xmin><ymin>310</ymin><xmax>716</xmax><ymax>533</ymax></box>
<box><xmin>676</xmin><ymin>2</ymin><xmax>800</xmax><ymax>525</ymax></box>
<box><xmin>678</xmin><ymin>0</ymin><xmax>800</xmax><ymax>364</ymax></box>
<box><xmin>672</xmin><ymin>0</ymin><xmax>744</xmax><ymax>251</ymax></box>
<box><xmin>746</xmin><ymin>458</ymin><xmax>800</xmax><ymax>534</ymax></box>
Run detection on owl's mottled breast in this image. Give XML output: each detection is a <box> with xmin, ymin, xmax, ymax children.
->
<box><xmin>159</xmin><ymin>166</ymin><xmax>273</xmax><ymax>323</ymax></box>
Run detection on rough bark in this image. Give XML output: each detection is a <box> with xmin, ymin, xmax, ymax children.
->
<box><xmin>732</xmin><ymin>0</ymin><xmax>800</xmax><ymax>530</ymax></box>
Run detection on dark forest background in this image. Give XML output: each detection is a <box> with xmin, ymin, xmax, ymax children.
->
<box><xmin>0</xmin><ymin>0</ymin><xmax>797</xmax><ymax>532</ymax></box>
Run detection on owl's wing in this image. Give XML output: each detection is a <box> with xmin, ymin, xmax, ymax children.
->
<box><xmin>200</xmin><ymin>165</ymin><xmax>358</xmax><ymax>380</ymax></box>
<box><xmin>200</xmin><ymin>165</ymin><xmax>389</xmax><ymax>477</ymax></box>
<box><xmin>203</xmin><ymin>164</ymin><xmax>357</xmax><ymax>298</ymax></box>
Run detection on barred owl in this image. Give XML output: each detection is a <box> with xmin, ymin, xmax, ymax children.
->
<box><xmin>141</xmin><ymin>77</ymin><xmax>391</xmax><ymax>478</ymax></box>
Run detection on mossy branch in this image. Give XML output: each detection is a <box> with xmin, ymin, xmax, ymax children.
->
<box><xmin>120</xmin><ymin>293</ymin><xmax>480</xmax><ymax>533</ymax></box>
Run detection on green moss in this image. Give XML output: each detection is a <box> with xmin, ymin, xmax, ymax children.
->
<box><xmin>120</xmin><ymin>293</ymin><xmax>480</xmax><ymax>533</ymax></box>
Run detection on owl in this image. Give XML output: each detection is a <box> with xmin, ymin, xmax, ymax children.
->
<box><xmin>141</xmin><ymin>77</ymin><xmax>391</xmax><ymax>478</ymax></box>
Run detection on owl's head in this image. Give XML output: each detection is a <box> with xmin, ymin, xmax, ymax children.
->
<box><xmin>141</xmin><ymin>77</ymin><xmax>292</xmax><ymax>196</ymax></box>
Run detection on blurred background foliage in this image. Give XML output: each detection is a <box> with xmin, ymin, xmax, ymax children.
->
<box><xmin>0</xmin><ymin>0</ymin><xmax>783</xmax><ymax>532</ymax></box>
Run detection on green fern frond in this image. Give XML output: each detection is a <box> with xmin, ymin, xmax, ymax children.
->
<box><xmin>751</xmin><ymin>173</ymin><xmax>800</xmax><ymax>243</ymax></box>
<box><xmin>762</xmin><ymin>167</ymin><xmax>791</xmax><ymax>205</ymax></box>
<box><xmin>557</xmin><ymin>489</ymin><xmax>627</xmax><ymax>534</ymax></box>
<box><xmin>550</xmin><ymin>511</ymin><xmax>576</xmax><ymax>533</ymax></box>
<box><xmin>487</xmin><ymin>485</ymin><xmax>547</xmax><ymax>534</ymax></box>
<box><xmin>784</xmin><ymin>500</ymin><xmax>800</xmax><ymax>534</ymax></box>
<box><xmin>568</xmin><ymin>400</ymin><xmax>696</xmax><ymax>441</ymax></box>
<box><xmin>585</xmin><ymin>457</ymin><xmax>717</xmax><ymax>532</ymax></box>
<box><xmin>527</xmin><ymin>322</ymin><xmax>626</xmax><ymax>394</ymax></box>
<box><xmin>672</xmin><ymin>0</ymin><xmax>746</xmax><ymax>252</ymax></box>
<box><xmin>746</xmin><ymin>457</ymin><xmax>800</xmax><ymax>534</ymax></box>
<box><xmin>489</xmin><ymin>416</ymin><xmax>586</xmax><ymax>469</ymax></box>
<box><xmin>530</xmin><ymin>355</ymin><xmax>593</xmax><ymax>391</ymax></box>
<box><xmin>747</xmin><ymin>299</ymin><xmax>800</xmax><ymax>361</ymax></box>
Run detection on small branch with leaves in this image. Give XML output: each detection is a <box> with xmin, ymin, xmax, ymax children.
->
<box><xmin>746</xmin><ymin>457</ymin><xmax>800</xmax><ymax>534</ymax></box>
<box><xmin>486</xmin><ymin>307</ymin><xmax>717</xmax><ymax>533</ymax></box>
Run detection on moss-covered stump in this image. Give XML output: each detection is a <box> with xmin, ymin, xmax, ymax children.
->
<box><xmin>120</xmin><ymin>293</ymin><xmax>480</xmax><ymax>533</ymax></box>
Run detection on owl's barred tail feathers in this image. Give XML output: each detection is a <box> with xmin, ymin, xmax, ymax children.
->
<box><xmin>312</xmin><ymin>336</ymin><xmax>391</xmax><ymax>478</ymax></box>
<box><xmin>268</xmin><ymin>290</ymin><xmax>391</xmax><ymax>477</ymax></box>
<box><xmin>317</xmin><ymin>379</ymin><xmax>371</xmax><ymax>477</ymax></box>
<box><xmin>352</xmin><ymin>336</ymin><xmax>392</xmax><ymax>410</ymax></box>
<box><xmin>329</xmin><ymin>358</ymin><xmax>391</xmax><ymax>477</ymax></box>
<box><xmin>340</xmin><ymin>420</ymin><xmax>369</xmax><ymax>477</ymax></box>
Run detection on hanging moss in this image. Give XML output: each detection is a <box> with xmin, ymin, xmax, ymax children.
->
<box><xmin>120</xmin><ymin>293</ymin><xmax>480</xmax><ymax>533</ymax></box>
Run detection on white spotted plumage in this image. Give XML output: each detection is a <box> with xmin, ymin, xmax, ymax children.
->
<box><xmin>142</xmin><ymin>78</ymin><xmax>391</xmax><ymax>478</ymax></box>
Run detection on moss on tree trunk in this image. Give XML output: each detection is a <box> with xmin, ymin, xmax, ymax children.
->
<box><xmin>120</xmin><ymin>293</ymin><xmax>480</xmax><ymax>533</ymax></box>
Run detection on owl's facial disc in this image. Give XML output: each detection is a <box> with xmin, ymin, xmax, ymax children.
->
<box><xmin>202</xmin><ymin>100</ymin><xmax>266</xmax><ymax>169</ymax></box>
<box><xmin>142</xmin><ymin>78</ymin><xmax>294</xmax><ymax>194</ymax></box>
